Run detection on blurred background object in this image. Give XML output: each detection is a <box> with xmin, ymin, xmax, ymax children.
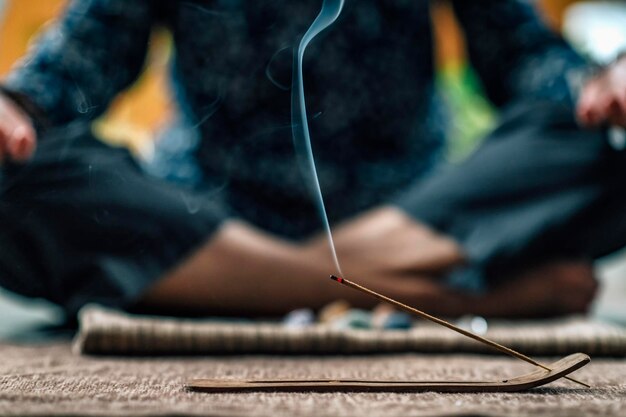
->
<box><xmin>563</xmin><ymin>1</ymin><xmax>626</xmax><ymax>64</ymax></box>
<box><xmin>1</xmin><ymin>0</ymin><xmax>626</xmax><ymax>335</ymax></box>
<box><xmin>0</xmin><ymin>0</ymin><xmax>174</xmax><ymax>156</ymax></box>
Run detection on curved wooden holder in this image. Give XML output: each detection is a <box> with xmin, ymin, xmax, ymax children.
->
<box><xmin>187</xmin><ymin>352</ymin><xmax>589</xmax><ymax>393</ymax></box>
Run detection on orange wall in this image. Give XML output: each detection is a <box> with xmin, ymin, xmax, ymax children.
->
<box><xmin>0</xmin><ymin>0</ymin><xmax>171</xmax><ymax>152</ymax></box>
<box><xmin>0</xmin><ymin>0</ymin><xmax>65</xmax><ymax>75</ymax></box>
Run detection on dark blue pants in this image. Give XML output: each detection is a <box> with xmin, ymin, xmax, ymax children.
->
<box><xmin>396</xmin><ymin>101</ymin><xmax>626</xmax><ymax>288</ymax></box>
<box><xmin>1</xmin><ymin>101</ymin><xmax>625</xmax><ymax>314</ymax></box>
<box><xmin>0</xmin><ymin>124</ymin><xmax>221</xmax><ymax>314</ymax></box>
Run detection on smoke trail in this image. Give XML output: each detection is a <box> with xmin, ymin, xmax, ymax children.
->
<box><xmin>292</xmin><ymin>0</ymin><xmax>345</xmax><ymax>275</ymax></box>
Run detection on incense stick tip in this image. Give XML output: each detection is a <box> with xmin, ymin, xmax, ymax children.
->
<box><xmin>329</xmin><ymin>275</ymin><xmax>344</xmax><ymax>283</ymax></box>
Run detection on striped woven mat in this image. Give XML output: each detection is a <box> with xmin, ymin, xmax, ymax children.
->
<box><xmin>73</xmin><ymin>305</ymin><xmax>626</xmax><ymax>356</ymax></box>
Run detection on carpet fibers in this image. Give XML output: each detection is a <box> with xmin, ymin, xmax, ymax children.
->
<box><xmin>0</xmin><ymin>342</ymin><xmax>624</xmax><ymax>417</ymax></box>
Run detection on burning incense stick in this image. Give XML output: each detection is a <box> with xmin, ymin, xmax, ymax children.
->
<box><xmin>330</xmin><ymin>275</ymin><xmax>589</xmax><ymax>388</ymax></box>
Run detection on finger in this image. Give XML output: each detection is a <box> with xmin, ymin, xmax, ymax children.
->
<box><xmin>612</xmin><ymin>89</ymin><xmax>626</xmax><ymax>127</ymax></box>
<box><xmin>580</xmin><ymin>73</ymin><xmax>624</xmax><ymax>127</ymax></box>
<box><xmin>603</xmin><ymin>98</ymin><xmax>626</xmax><ymax>127</ymax></box>
<box><xmin>603</xmin><ymin>95</ymin><xmax>626</xmax><ymax>127</ymax></box>
<box><xmin>617</xmin><ymin>86</ymin><xmax>626</xmax><ymax>110</ymax></box>
<box><xmin>0</xmin><ymin>121</ymin><xmax>13</xmax><ymax>165</ymax></box>
<box><xmin>577</xmin><ymin>84</ymin><xmax>604</xmax><ymax>126</ymax></box>
<box><xmin>576</xmin><ymin>109</ymin><xmax>591</xmax><ymax>126</ymax></box>
<box><xmin>0</xmin><ymin>94</ymin><xmax>37</xmax><ymax>158</ymax></box>
<box><xmin>8</xmin><ymin>125</ymin><xmax>36</xmax><ymax>161</ymax></box>
<box><xmin>589</xmin><ymin>93</ymin><xmax>613</xmax><ymax>126</ymax></box>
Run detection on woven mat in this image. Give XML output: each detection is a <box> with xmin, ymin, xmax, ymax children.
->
<box><xmin>73</xmin><ymin>305</ymin><xmax>626</xmax><ymax>356</ymax></box>
<box><xmin>1</xmin><ymin>342</ymin><xmax>625</xmax><ymax>417</ymax></box>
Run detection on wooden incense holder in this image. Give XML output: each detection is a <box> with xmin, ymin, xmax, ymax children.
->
<box><xmin>187</xmin><ymin>353</ymin><xmax>589</xmax><ymax>393</ymax></box>
<box><xmin>187</xmin><ymin>275</ymin><xmax>591</xmax><ymax>393</ymax></box>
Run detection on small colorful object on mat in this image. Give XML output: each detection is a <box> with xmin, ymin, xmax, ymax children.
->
<box><xmin>384</xmin><ymin>312</ymin><xmax>413</xmax><ymax>329</ymax></box>
<box><xmin>372</xmin><ymin>303</ymin><xmax>412</xmax><ymax>330</ymax></box>
<box><xmin>318</xmin><ymin>300</ymin><xmax>351</xmax><ymax>324</ymax></box>
<box><xmin>331</xmin><ymin>309</ymin><xmax>372</xmax><ymax>329</ymax></box>
<box><xmin>283</xmin><ymin>308</ymin><xmax>315</xmax><ymax>328</ymax></box>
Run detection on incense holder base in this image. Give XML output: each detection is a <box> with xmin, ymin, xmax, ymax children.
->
<box><xmin>187</xmin><ymin>352</ymin><xmax>589</xmax><ymax>393</ymax></box>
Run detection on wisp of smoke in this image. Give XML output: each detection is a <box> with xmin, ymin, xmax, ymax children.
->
<box><xmin>291</xmin><ymin>0</ymin><xmax>345</xmax><ymax>275</ymax></box>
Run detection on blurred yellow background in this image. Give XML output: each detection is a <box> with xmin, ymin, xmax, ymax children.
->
<box><xmin>0</xmin><ymin>0</ymin><xmax>173</xmax><ymax>153</ymax></box>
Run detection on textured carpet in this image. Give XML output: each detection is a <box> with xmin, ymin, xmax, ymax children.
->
<box><xmin>74</xmin><ymin>306</ymin><xmax>626</xmax><ymax>356</ymax></box>
<box><xmin>1</xmin><ymin>342</ymin><xmax>625</xmax><ymax>417</ymax></box>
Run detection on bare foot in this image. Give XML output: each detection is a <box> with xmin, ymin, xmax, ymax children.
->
<box><xmin>474</xmin><ymin>261</ymin><xmax>599</xmax><ymax>318</ymax></box>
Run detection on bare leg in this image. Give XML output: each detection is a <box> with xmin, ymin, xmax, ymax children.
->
<box><xmin>137</xmin><ymin>216</ymin><xmax>598</xmax><ymax>318</ymax></box>
<box><xmin>473</xmin><ymin>261</ymin><xmax>599</xmax><ymax>318</ymax></box>
<box><xmin>136</xmin><ymin>219</ymin><xmax>469</xmax><ymax>316</ymax></box>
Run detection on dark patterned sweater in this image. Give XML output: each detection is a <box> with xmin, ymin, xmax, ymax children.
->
<box><xmin>4</xmin><ymin>0</ymin><xmax>585</xmax><ymax>238</ymax></box>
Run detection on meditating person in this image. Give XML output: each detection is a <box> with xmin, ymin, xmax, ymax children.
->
<box><xmin>0</xmin><ymin>0</ymin><xmax>622</xmax><ymax>318</ymax></box>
